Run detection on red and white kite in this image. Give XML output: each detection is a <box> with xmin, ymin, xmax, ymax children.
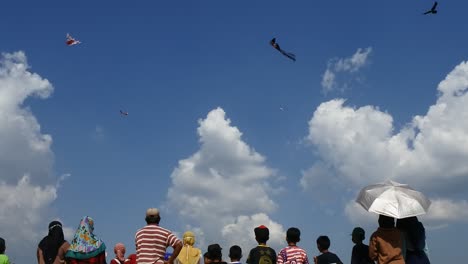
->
<box><xmin>66</xmin><ymin>33</ymin><xmax>81</xmax><ymax>46</ymax></box>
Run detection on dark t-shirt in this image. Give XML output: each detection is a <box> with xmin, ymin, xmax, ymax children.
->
<box><xmin>247</xmin><ymin>246</ymin><xmax>277</xmax><ymax>264</ymax></box>
<box><xmin>351</xmin><ymin>244</ymin><xmax>373</xmax><ymax>264</ymax></box>
<box><xmin>316</xmin><ymin>252</ymin><xmax>343</xmax><ymax>264</ymax></box>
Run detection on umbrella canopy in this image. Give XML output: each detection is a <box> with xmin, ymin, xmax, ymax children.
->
<box><xmin>356</xmin><ymin>180</ymin><xmax>431</xmax><ymax>219</ymax></box>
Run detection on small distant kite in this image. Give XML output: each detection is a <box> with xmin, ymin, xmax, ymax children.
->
<box><xmin>66</xmin><ymin>33</ymin><xmax>81</xmax><ymax>46</ymax></box>
<box><xmin>423</xmin><ymin>1</ymin><xmax>438</xmax><ymax>15</ymax></box>
<box><xmin>270</xmin><ymin>38</ymin><xmax>296</xmax><ymax>62</ymax></box>
<box><xmin>120</xmin><ymin>110</ymin><xmax>128</xmax><ymax>116</ymax></box>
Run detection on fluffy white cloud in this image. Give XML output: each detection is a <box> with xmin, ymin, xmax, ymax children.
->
<box><xmin>422</xmin><ymin>199</ymin><xmax>468</xmax><ymax>221</ymax></box>
<box><xmin>222</xmin><ymin>213</ymin><xmax>285</xmax><ymax>251</ymax></box>
<box><xmin>0</xmin><ymin>51</ymin><xmax>64</xmax><ymax>263</ymax></box>
<box><xmin>321</xmin><ymin>47</ymin><xmax>372</xmax><ymax>93</ymax></box>
<box><xmin>305</xmin><ymin>61</ymin><xmax>468</xmax><ymax>222</ymax></box>
<box><xmin>344</xmin><ymin>200</ymin><xmax>377</xmax><ymax>226</ymax></box>
<box><xmin>166</xmin><ymin>107</ymin><xmax>284</xmax><ymax>253</ymax></box>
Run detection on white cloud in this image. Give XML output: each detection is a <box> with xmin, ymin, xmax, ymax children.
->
<box><xmin>166</xmin><ymin>107</ymin><xmax>284</xmax><ymax>254</ymax></box>
<box><xmin>305</xmin><ymin>61</ymin><xmax>468</xmax><ymax>222</ymax></box>
<box><xmin>222</xmin><ymin>213</ymin><xmax>285</xmax><ymax>251</ymax></box>
<box><xmin>0</xmin><ymin>51</ymin><xmax>65</xmax><ymax>263</ymax></box>
<box><xmin>321</xmin><ymin>69</ymin><xmax>336</xmax><ymax>92</ymax></box>
<box><xmin>422</xmin><ymin>199</ymin><xmax>468</xmax><ymax>222</ymax></box>
<box><xmin>344</xmin><ymin>200</ymin><xmax>377</xmax><ymax>226</ymax></box>
<box><xmin>321</xmin><ymin>47</ymin><xmax>372</xmax><ymax>93</ymax></box>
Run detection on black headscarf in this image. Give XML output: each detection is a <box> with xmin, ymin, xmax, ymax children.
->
<box><xmin>38</xmin><ymin>221</ymin><xmax>66</xmax><ymax>264</ymax></box>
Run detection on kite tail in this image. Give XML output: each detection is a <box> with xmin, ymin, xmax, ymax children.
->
<box><xmin>280</xmin><ymin>49</ymin><xmax>296</xmax><ymax>61</ymax></box>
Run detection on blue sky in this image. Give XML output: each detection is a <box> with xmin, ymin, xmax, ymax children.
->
<box><xmin>1</xmin><ymin>0</ymin><xmax>468</xmax><ymax>263</ymax></box>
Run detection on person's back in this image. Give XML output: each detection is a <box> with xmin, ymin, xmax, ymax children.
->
<box><xmin>351</xmin><ymin>244</ymin><xmax>372</xmax><ymax>264</ymax></box>
<box><xmin>314</xmin><ymin>236</ymin><xmax>343</xmax><ymax>264</ymax></box>
<box><xmin>277</xmin><ymin>228</ymin><xmax>309</xmax><ymax>264</ymax></box>
<box><xmin>246</xmin><ymin>225</ymin><xmax>277</xmax><ymax>264</ymax></box>
<box><xmin>135</xmin><ymin>209</ymin><xmax>182</xmax><ymax>264</ymax></box>
<box><xmin>369</xmin><ymin>215</ymin><xmax>404</xmax><ymax>264</ymax></box>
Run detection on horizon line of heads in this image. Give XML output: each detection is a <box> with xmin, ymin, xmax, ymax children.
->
<box><xmin>204</xmin><ymin>225</ymin><xmax>334</xmax><ymax>263</ymax></box>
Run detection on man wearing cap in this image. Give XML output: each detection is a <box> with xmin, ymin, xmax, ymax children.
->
<box><xmin>135</xmin><ymin>208</ymin><xmax>183</xmax><ymax>264</ymax></box>
<box><xmin>351</xmin><ymin>227</ymin><xmax>373</xmax><ymax>264</ymax></box>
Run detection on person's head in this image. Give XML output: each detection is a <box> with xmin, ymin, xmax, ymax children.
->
<box><xmin>183</xmin><ymin>231</ymin><xmax>196</xmax><ymax>246</ymax></box>
<box><xmin>145</xmin><ymin>208</ymin><xmax>161</xmax><ymax>224</ymax></box>
<box><xmin>206</xmin><ymin>244</ymin><xmax>223</xmax><ymax>262</ymax></box>
<box><xmin>114</xmin><ymin>243</ymin><xmax>126</xmax><ymax>261</ymax></box>
<box><xmin>351</xmin><ymin>227</ymin><xmax>365</xmax><ymax>244</ymax></box>
<box><xmin>76</xmin><ymin>216</ymin><xmax>95</xmax><ymax>234</ymax></box>
<box><xmin>229</xmin><ymin>245</ymin><xmax>242</xmax><ymax>261</ymax></box>
<box><xmin>0</xmin><ymin>237</ymin><xmax>5</xmax><ymax>254</ymax></box>
<box><xmin>378</xmin><ymin>215</ymin><xmax>395</xmax><ymax>228</ymax></box>
<box><xmin>286</xmin><ymin>227</ymin><xmax>301</xmax><ymax>244</ymax></box>
<box><xmin>316</xmin><ymin>236</ymin><xmax>330</xmax><ymax>252</ymax></box>
<box><xmin>47</xmin><ymin>220</ymin><xmax>65</xmax><ymax>241</ymax></box>
<box><xmin>254</xmin><ymin>225</ymin><xmax>269</xmax><ymax>244</ymax></box>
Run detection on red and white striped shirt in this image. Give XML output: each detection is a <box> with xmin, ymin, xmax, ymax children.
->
<box><xmin>277</xmin><ymin>246</ymin><xmax>310</xmax><ymax>264</ymax></box>
<box><xmin>135</xmin><ymin>224</ymin><xmax>181</xmax><ymax>264</ymax></box>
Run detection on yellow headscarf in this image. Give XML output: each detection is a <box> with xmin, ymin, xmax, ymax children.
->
<box><xmin>177</xmin><ymin>231</ymin><xmax>201</xmax><ymax>264</ymax></box>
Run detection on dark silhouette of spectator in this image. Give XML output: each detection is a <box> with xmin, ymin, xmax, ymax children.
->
<box><xmin>397</xmin><ymin>217</ymin><xmax>430</xmax><ymax>264</ymax></box>
<box><xmin>314</xmin><ymin>236</ymin><xmax>343</xmax><ymax>264</ymax></box>
<box><xmin>350</xmin><ymin>227</ymin><xmax>373</xmax><ymax>264</ymax></box>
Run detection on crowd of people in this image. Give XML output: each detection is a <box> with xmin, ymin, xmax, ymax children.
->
<box><xmin>0</xmin><ymin>209</ymin><xmax>430</xmax><ymax>264</ymax></box>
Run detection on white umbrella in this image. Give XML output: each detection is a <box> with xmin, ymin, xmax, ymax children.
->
<box><xmin>356</xmin><ymin>180</ymin><xmax>431</xmax><ymax>219</ymax></box>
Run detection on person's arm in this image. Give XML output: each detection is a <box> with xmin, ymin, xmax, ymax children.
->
<box><xmin>368</xmin><ymin>235</ymin><xmax>378</xmax><ymax>261</ymax></box>
<box><xmin>167</xmin><ymin>241</ymin><xmax>183</xmax><ymax>264</ymax></box>
<box><xmin>37</xmin><ymin>248</ymin><xmax>45</xmax><ymax>264</ymax></box>
<box><xmin>276</xmin><ymin>249</ymin><xmax>284</xmax><ymax>264</ymax></box>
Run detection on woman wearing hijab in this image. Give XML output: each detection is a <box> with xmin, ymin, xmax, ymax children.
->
<box><xmin>37</xmin><ymin>221</ymin><xmax>70</xmax><ymax>264</ymax></box>
<box><xmin>175</xmin><ymin>231</ymin><xmax>201</xmax><ymax>264</ymax></box>
<box><xmin>65</xmin><ymin>216</ymin><xmax>106</xmax><ymax>264</ymax></box>
<box><xmin>110</xmin><ymin>243</ymin><xmax>127</xmax><ymax>264</ymax></box>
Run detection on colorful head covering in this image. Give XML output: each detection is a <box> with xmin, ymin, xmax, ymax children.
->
<box><xmin>177</xmin><ymin>231</ymin><xmax>201</xmax><ymax>264</ymax></box>
<box><xmin>65</xmin><ymin>216</ymin><xmax>106</xmax><ymax>259</ymax></box>
<box><xmin>114</xmin><ymin>243</ymin><xmax>126</xmax><ymax>261</ymax></box>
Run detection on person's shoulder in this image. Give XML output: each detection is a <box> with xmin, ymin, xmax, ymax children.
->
<box><xmin>267</xmin><ymin>246</ymin><xmax>276</xmax><ymax>253</ymax></box>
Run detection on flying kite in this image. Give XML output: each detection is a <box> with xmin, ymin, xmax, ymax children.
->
<box><xmin>270</xmin><ymin>38</ymin><xmax>296</xmax><ymax>62</ymax></box>
<box><xmin>120</xmin><ymin>110</ymin><xmax>128</xmax><ymax>116</ymax></box>
<box><xmin>66</xmin><ymin>33</ymin><xmax>81</xmax><ymax>46</ymax></box>
<box><xmin>423</xmin><ymin>1</ymin><xmax>438</xmax><ymax>15</ymax></box>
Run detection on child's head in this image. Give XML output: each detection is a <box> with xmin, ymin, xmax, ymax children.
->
<box><xmin>0</xmin><ymin>237</ymin><xmax>5</xmax><ymax>254</ymax></box>
<box><xmin>229</xmin><ymin>245</ymin><xmax>242</xmax><ymax>261</ymax></box>
<box><xmin>286</xmin><ymin>227</ymin><xmax>301</xmax><ymax>244</ymax></box>
<box><xmin>351</xmin><ymin>227</ymin><xmax>365</xmax><ymax>244</ymax></box>
<box><xmin>316</xmin><ymin>236</ymin><xmax>330</xmax><ymax>252</ymax></box>
<box><xmin>254</xmin><ymin>225</ymin><xmax>269</xmax><ymax>244</ymax></box>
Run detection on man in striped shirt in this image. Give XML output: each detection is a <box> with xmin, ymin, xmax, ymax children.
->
<box><xmin>277</xmin><ymin>228</ymin><xmax>309</xmax><ymax>264</ymax></box>
<box><xmin>135</xmin><ymin>208</ymin><xmax>183</xmax><ymax>264</ymax></box>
